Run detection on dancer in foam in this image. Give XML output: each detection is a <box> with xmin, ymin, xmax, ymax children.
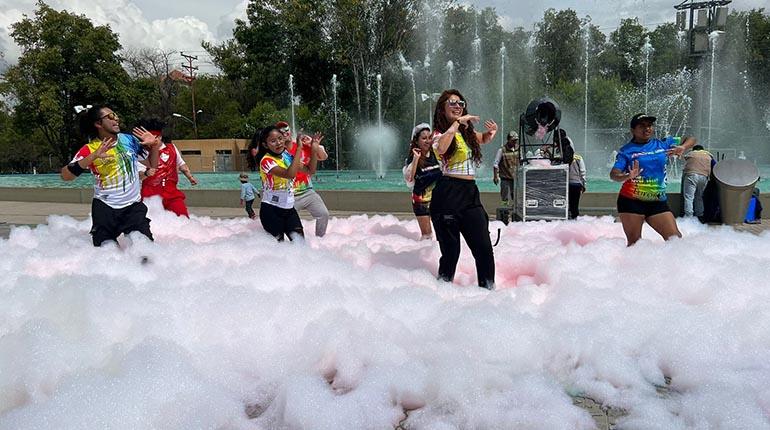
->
<box><xmin>276</xmin><ymin>121</ymin><xmax>330</xmax><ymax>237</ymax></box>
<box><xmin>403</xmin><ymin>122</ymin><xmax>441</xmax><ymax>240</ymax></box>
<box><xmin>136</xmin><ymin>118</ymin><xmax>198</xmax><ymax>218</ymax></box>
<box><xmin>61</xmin><ymin>105</ymin><xmax>160</xmax><ymax>246</ymax></box>
<box><xmin>430</xmin><ymin>89</ymin><xmax>498</xmax><ymax>290</ymax></box>
<box><xmin>610</xmin><ymin>113</ymin><xmax>696</xmax><ymax>246</ymax></box>
<box><xmin>254</xmin><ymin>125</ymin><xmax>319</xmax><ymax>241</ymax></box>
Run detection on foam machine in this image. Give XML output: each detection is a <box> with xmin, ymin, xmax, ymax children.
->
<box><xmin>497</xmin><ymin>97</ymin><xmax>572</xmax><ymax>223</ymax></box>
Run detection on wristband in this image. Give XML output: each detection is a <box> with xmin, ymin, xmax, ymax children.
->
<box><xmin>67</xmin><ymin>161</ymin><xmax>86</xmax><ymax>177</ymax></box>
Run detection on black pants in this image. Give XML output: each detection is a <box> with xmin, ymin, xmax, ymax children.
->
<box><xmin>259</xmin><ymin>202</ymin><xmax>304</xmax><ymax>241</ymax></box>
<box><xmin>568</xmin><ymin>183</ymin><xmax>583</xmax><ymax>219</ymax></box>
<box><xmin>430</xmin><ymin>176</ymin><xmax>495</xmax><ymax>289</ymax></box>
<box><xmin>90</xmin><ymin>199</ymin><xmax>153</xmax><ymax>247</ymax></box>
<box><xmin>245</xmin><ymin>199</ymin><xmax>256</xmax><ymax>218</ymax></box>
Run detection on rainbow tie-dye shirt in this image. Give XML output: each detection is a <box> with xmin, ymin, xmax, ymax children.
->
<box><xmin>613</xmin><ymin>136</ymin><xmax>679</xmax><ymax>202</ymax></box>
<box><xmin>71</xmin><ymin>133</ymin><xmax>146</xmax><ymax>209</ymax></box>
<box><xmin>260</xmin><ymin>151</ymin><xmax>296</xmax><ymax>209</ymax></box>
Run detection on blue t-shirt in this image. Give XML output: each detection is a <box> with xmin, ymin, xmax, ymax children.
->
<box><xmin>613</xmin><ymin>136</ymin><xmax>679</xmax><ymax>202</ymax></box>
<box><xmin>240</xmin><ymin>182</ymin><xmax>258</xmax><ymax>201</ymax></box>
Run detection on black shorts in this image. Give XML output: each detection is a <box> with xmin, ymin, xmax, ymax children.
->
<box><xmin>617</xmin><ymin>196</ymin><xmax>672</xmax><ymax>217</ymax></box>
<box><xmin>259</xmin><ymin>202</ymin><xmax>304</xmax><ymax>241</ymax></box>
<box><xmin>412</xmin><ymin>200</ymin><xmax>430</xmax><ymax>217</ymax></box>
<box><xmin>90</xmin><ymin>199</ymin><xmax>153</xmax><ymax>246</ymax></box>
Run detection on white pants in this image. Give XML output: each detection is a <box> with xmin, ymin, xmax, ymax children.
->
<box><xmin>294</xmin><ymin>189</ymin><xmax>330</xmax><ymax>237</ymax></box>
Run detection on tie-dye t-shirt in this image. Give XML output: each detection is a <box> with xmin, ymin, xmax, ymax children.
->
<box><xmin>613</xmin><ymin>137</ymin><xmax>679</xmax><ymax>202</ymax></box>
<box><xmin>431</xmin><ymin>131</ymin><xmax>477</xmax><ymax>176</ymax></box>
<box><xmin>287</xmin><ymin>142</ymin><xmax>313</xmax><ymax>196</ymax></box>
<box><xmin>260</xmin><ymin>151</ymin><xmax>296</xmax><ymax>209</ymax></box>
<box><xmin>70</xmin><ymin>133</ymin><xmax>147</xmax><ymax>209</ymax></box>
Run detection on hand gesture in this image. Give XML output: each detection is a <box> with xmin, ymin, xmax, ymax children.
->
<box><xmin>667</xmin><ymin>145</ymin><xmax>684</xmax><ymax>157</ymax></box>
<box><xmin>145</xmin><ymin>168</ymin><xmax>157</xmax><ymax>177</ymax></box>
<box><xmin>94</xmin><ymin>138</ymin><xmax>116</xmax><ymax>159</ymax></box>
<box><xmin>299</xmin><ymin>134</ymin><xmax>312</xmax><ymax>147</ymax></box>
<box><xmin>412</xmin><ymin>147</ymin><xmax>421</xmax><ymax>159</ymax></box>
<box><xmin>484</xmin><ymin>120</ymin><xmax>498</xmax><ymax>136</ymax></box>
<box><xmin>311</xmin><ymin>132</ymin><xmax>325</xmax><ymax>148</ymax></box>
<box><xmin>189</xmin><ymin>176</ymin><xmax>198</xmax><ymax>186</ymax></box>
<box><xmin>133</xmin><ymin>127</ymin><xmax>159</xmax><ymax>147</ymax></box>
<box><xmin>457</xmin><ymin>114</ymin><xmax>480</xmax><ymax>126</ymax></box>
<box><xmin>493</xmin><ymin>176</ymin><xmax>499</xmax><ymax>185</ymax></box>
<box><xmin>627</xmin><ymin>160</ymin><xmax>643</xmax><ymax>180</ymax></box>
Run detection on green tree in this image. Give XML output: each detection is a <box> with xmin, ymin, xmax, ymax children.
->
<box><xmin>2</xmin><ymin>2</ymin><xmax>137</xmax><ymax>165</ymax></box>
<box><xmin>534</xmin><ymin>9</ymin><xmax>583</xmax><ymax>87</ymax></box>
<box><xmin>599</xmin><ymin>18</ymin><xmax>647</xmax><ymax>84</ymax></box>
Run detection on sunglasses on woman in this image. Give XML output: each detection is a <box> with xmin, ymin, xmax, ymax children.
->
<box><xmin>447</xmin><ymin>100</ymin><xmax>466</xmax><ymax>108</ymax></box>
<box><xmin>280</xmin><ymin>127</ymin><xmax>291</xmax><ymax>134</ymax></box>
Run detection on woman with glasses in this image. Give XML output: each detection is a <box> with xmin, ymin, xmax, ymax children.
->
<box><xmin>610</xmin><ymin>113</ymin><xmax>696</xmax><ymax>246</ymax></box>
<box><xmin>430</xmin><ymin>89</ymin><xmax>498</xmax><ymax>290</ymax></box>
<box><xmin>61</xmin><ymin>105</ymin><xmax>160</xmax><ymax>246</ymax></box>
<box><xmin>275</xmin><ymin>121</ymin><xmax>331</xmax><ymax>237</ymax></box>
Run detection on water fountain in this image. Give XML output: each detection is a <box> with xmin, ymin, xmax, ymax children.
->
<box><xmin>500</xmin><ymin>44</ymin><xmax>506</xmax><ymax>145</ymax></box>
<box><xmin>332</xmin><ymin>74</ymin><xmax>340</xmax><ymax>174</ymax></box>
<box><xmin>472</xmin><ymin>20</ymin><xmax>481</xmax><ymax>76</ymax></box>
<box><xmin>398</xmin><ymin>53</ymin><xmax>417</xmax><ymax>126</ymax></box>
<box><xmin>707</xmin><ymin>31</ymin><xmax>723</xmax><ymax>150</ymax></box>
<box><xmin>583</xmin><ymin>21</ymin><xmax>589</xmax><ymax>159</ymax></box>
<box><xmin>289</xmin><ymin>74</ymin><xmax>297</xmax><ymax>137</ymax></box>
<box><xmin>642</xmin><ymin>35</ymin><xmax>654</xmax><ymax>113</ymax></box>
<box><xmin>446</xmin><ymin>60</ymin><xmax>454</xmax><ymax>88</ymax></box>
<box><xmin>377</xmin><ymin>73</ymin><xmax>383</xmax><ymax>178</ymax></box>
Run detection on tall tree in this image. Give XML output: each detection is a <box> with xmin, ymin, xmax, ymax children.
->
<box><xmin>2</xmin><ymin>2</ymin><xmax>137</xmax><ymax>164</ymax></box>
<box><xmin>123</xmin><ymin>48</ymin><xmax>180</xmax><ymax>120</ymax></box>
<box><xmin>534</xmin><ymin>9</ymin><xmax>583</xmax><ymax>87</ymax></box>
<box><xmin>599</xmin><ymin>18</ymin><xmax>647</xmax><ymax>84</ymax></box>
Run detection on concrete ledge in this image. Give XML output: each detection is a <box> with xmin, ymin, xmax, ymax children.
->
<box><xmin>0</xmin><ymin>187</ymin><xmax>767</xmax><ymax>218</ymax></box>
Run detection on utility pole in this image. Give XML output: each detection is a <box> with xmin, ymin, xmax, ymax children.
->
<box><xmin>180</xmin><ymin>51</ymin><xmax>199</xmax><ymax>138</ymax></box>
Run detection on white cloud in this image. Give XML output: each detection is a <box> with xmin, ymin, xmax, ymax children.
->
<box><xmin>0</xmin><ymin>0</ymin><xmax>229</xmax><ymax>69</ymax></box>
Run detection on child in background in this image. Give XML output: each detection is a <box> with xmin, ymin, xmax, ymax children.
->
<box><xmin>239</xmin><ymin>172</ymin><xmax>259</xmax><ymax>219</ymax></box>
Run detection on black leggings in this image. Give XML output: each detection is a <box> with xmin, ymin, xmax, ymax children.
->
<box><xmin>90</xmin><ymin>199</ymin><xmax>153</xmax><ymax>247</ymax></box>
<box><xmin>259</xmin><ymin>202</ymin><xmax>304</xmax><ymax>241</ymax></box>
<box><xmin>430</xmin><ymin>176</ymin><xmax>495</xmax><ymax>289</ymax></box>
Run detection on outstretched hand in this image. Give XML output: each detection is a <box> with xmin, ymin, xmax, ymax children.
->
<box><xmin>133</xmin><ymin>127</ymin><xmax>159</xmax><ymax>147</ymax></box>
<box><xmin>628</xmin><ymin>159</ymin><xmax>643</xmax><ymax>180</ymax></box>
<box><xmin>484</xmin><ymin>120</ymin><xmax>498</xmax><ymax>135</ymax></box>
<box><xmin>94</xmin><ymin>138</ymin><xmax>116</xmax><ymax>159</ymax></box>
<box><xmin>667</xmin><ymin>146</ymin><xmax>685</xmax><ymax>157</ymax></box>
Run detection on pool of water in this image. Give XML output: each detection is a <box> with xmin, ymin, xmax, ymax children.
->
<box><xmin>1</xmin><ymin>169</ymin><xmax>767</xmax><ymax>193</ymax></box>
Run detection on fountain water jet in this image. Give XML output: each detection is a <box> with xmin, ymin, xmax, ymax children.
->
<box><xmin>331</xmin><ymin>74</ymin><xmax>340</xmax><ymax>174</ymax></box>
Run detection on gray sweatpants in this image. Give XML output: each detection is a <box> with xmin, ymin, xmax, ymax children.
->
<box><xmin>294</xmin><ymin>189</ymin><xmax>330</xmax><ymax>237</ymax></box>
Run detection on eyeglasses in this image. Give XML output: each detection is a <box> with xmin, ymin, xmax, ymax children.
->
<box><xmin>280</xmin><ymin>127</ymin><xmax>291</xmax><ymax>134</ymax></box>
<box><xmin>447</xmin><ymin>100</ymin><xmax>466</xmax><ymax>108</ymax></box>
<box><xmin>99</xmin><ymin>112</ymin><xmax>119</xmax><ymax>121</ymax></box>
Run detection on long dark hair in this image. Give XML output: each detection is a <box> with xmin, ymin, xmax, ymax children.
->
<box><xmin>408</xmin><ymin>125</ymin><xmax>431</xmax><ymax>169</ymax></box>
<box><xmin>253</xmin><ymin>125</ymin><xmax>281</xmax><ymax>169</ymax></box>
<box><xmin>77</xmin><ymin>104</ymin><xmax>108</xmax><ymax>140</ymax></box>
<box><xmin>432</xmin><ymin>89</ymin><xmax>482</xmax><ymax>163</ymax></box>
<box><xmin>246</xmin><ymin>138</ymin><xmax>259</xmax><ymax>171</ymax></box>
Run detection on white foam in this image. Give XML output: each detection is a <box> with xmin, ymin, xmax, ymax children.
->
<box><xmin>0</xmin><ymin>203</ymin><xmax>769</xmax><ymax>429</ymax></box>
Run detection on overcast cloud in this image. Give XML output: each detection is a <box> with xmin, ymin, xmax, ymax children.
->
<box><xmin>0</xmin><ymin>0</ymin><xmax>765</xmax><ymax>73</ymax></box>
